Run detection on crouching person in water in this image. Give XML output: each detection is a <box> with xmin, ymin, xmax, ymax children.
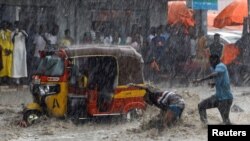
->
<box><xmin>129</xmin><ymin>84</ymin><xmax>185</xmax><ymax>129</ymax></box>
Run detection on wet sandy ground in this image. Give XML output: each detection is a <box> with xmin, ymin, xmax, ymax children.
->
<box><xmin>0</xmin><ymin>84</ymin><xmax>250</xmax><ymax>141</ymax></box>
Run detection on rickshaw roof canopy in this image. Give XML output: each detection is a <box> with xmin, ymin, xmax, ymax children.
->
<box><xmin>64</xmin><ymin>44</ymin><xmax>145</xmax><ymax>85</ymax></box>
<box><xmin>65</xmin><ymin>44</ymin><xmax>143</xmax><ymax>62</ymax></box>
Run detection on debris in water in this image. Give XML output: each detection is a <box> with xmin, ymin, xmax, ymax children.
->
<box><xmin>241</xmin><ymin>92</ymin><xmax>250</xmax><ymax>96</ymax></box>
<box><xmin>231</xmin><ymin>104</ymin><xmax>244</xmax><ymax>112</ymax></box>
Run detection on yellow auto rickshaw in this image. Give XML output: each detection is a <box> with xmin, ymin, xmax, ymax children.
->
<box><xmin>23</xmin><ymin>44</ymin><xmax>147</xmax><ymax>125</ymax></box>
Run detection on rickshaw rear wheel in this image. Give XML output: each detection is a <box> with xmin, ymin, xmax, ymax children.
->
<box><xmin>124</xmin><ymin>108</ymin><xmax>144</xmax><ymax>122</ymax></box>
<box><xmin>23</xmin><ymin>110</ymin><xmax>41</xmax><ymax>125</ymax></box>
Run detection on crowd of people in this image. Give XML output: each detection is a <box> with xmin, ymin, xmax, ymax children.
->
<box><xmin>0</xmin><ymin>21</ymin><xmax>29</xmax><ymax>85</ymax></box>
<box><xmin>65</xmin><ymin>22</ymin><xmax>249</xmax><ymax>87</ymax></box>
<box><xmin>83</xmin><ymin>23</ymin><xmax>212</xmax><ymax>82</ymax></box>
<box><xmin>0</xmin><ymin>19</ymin><xmax>238</xmax><ymax>86</ymax></box>
<box><xmin>0</xmin><ymin>20</ymin><xmax>73</xmax><ymax>85</ymax></box>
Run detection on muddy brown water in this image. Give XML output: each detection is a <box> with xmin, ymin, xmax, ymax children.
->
<box><xmin>0</xmin><ymin>85</ymin><xmax>250</xmax><ymax>141</ymax></box>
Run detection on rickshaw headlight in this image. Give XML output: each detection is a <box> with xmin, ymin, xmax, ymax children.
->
<box><xmin>38</xmin><ymin>84</ymin><xmax>60</xmax><ymax>96</ymax></box>
<box><xmin>44</xmin><ymin>85</ymin><xmax>50</xmax><ymax>93</ymax></box>
<box><xmin>39</xmin><ymin>86</ymin><xmax>46</xmax><ymax>96</ymax></box>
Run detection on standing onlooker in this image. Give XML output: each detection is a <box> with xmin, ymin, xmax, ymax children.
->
<box><xmin>45</xmin><ymin>23</ymin><xmax>59</xmax><ymax>50</ymax></box>
<box><xmin>233</xmin><ymin>29</ymin><xmax>250</xmax><ymax>86</ymax></box>
<box><xmin>235</xmin><ymin>30</ymin><xmax>250</xmax><ymax>66</ymax></box>
<box><xmin>147</xmin><ymin>27</ymin><xmax>156</xmax><ymax>44</ymax></box>
<box><xmin>208</xmin><ymin>33</ymin><xmax>223</xmax><ymax>58</ymax></box>
<box><xmin>11</xmin><ymin>21</ymin><xmax>28</xmax><ymax>84</ymax></box>
<box><xmin>125</xmin><ymin>32</ymin><xmax>132</xmax><ymax>45</ymax></box>
<box><xmin>60</xmin><ymin>29</ymin><xmax>74</xmax><ymax>48</ymax></box>
<box><xmin>131</xmin><ymin>33</ymin><xmax>141</xmax><ymax>53</ymax></box>
<box><xmin>196</xmin><ymin>30</ymin><xmax>208</xmax><ymax>60</ymax></box>
<box><xmin>95</xmin><ymin>31</ymin><xmax>103</xmax><ymax>44</ymax></box>
<box><xmin>196</xmin><ymin>30</ymin><xmax>208</xmax><ymax>77</ymax></box>
<box><xmin>32</xmin><ymin>25</ymin><xmax>46</xmax><ymax>73</ymax></box>
<box><xmin>26</xmin><ymin>23</ymin><xmax>38</xmax><ymax>83</ymax></box>
<box><xmin>151</xmin><ymin>26</ymin><xmax>166</xmax><ymax>70</ymax></box>
<box><xmin>0</xmin><ymin>21</ymin><xmax>13</xmax><ymax>84</ymax></box>
<box><xmin>82</xmin><ymin>32</ymin><xmax>92</xmax><ymax>44</ymax></box>
<box><xmin>103</xmin><ymin>29</ymin><xmax>113</xmax><ymax>46</ymax></box>
<box><xmin>175</xmin><ymin>24</ymin><xmax>190</xmax><ymax>63</ymax></box>
<box><xmin>112</xmin><ymin>31</ymin><xmax>121</xmax><ymax>45</ymax></box>
<box><xmin>193</xmin><ymin>54</ymin><xmax>233</xmax><ymax>125</ymax></box>
<box><xmin>161</xmin><ymin>25</ymin><xmax>170</xmax><ymax>42</ymax></box>
<box><xmin>166</xmin><ymin>24</ymin><xmax>180</xmax><ymax>74</ymax></box>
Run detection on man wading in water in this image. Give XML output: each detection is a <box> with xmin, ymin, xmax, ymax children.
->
<box><xmin>193</xmin><ymin>54</ymin><xmax>233</xmax><ymax>125</ymax></box>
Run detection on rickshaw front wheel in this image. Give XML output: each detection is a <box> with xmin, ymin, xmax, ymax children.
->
<box><xmin>23</xmin><ymin>110</ymin><xmax>41</xmax><ymax>125</ymax></box>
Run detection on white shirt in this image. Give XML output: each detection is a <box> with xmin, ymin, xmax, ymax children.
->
<box><xmin>125</xmin><ymin>36</ymin><xmax>132</xmax><ymax>45</ymax></box>
<box><xmin>45</xmin><ymin>33</ymin><xmax>57</xmax><ymax>45</ymax></box>
<box><xmin>103</xmin><ymin>36</ymin><xmax>113</xmax><ymax>46</ymax></box>
<box><xmin>131</xmin><ymin>41</ymin><xmax>140</xmax><ymax>53</ymax></box>
<box><xmin>33</xmin><ymin>34</ymin><xmax>46</xmax><ymax>57</ymax></box>
<box><xmin>148</xmin><ymin>34</ymin><xmax>155</xmax><ymax>43</ymax></box>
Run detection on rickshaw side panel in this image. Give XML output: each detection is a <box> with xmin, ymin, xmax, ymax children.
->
<box><xmin>111</xmin><ymin>87</ymin><xmax>146</xmax><ymax>113</ymax></box>
<box><xmin>86</xmin><ymin>90</ymin><xmax>99</xmax><ymax>115</ymax></box>
<box><xmin>86</xmin><ymin>87</ymin><xmax>146</xmax><ymax>115</ymax></box>
<box><xmin>45</xmin><ymin>82</ymin><xmax>68</xmax><ymax>117</ymax></box>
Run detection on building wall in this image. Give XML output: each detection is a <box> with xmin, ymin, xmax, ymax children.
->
<box><xmin>75</xmin><ymin>0</ymin><xmax>158</xmax><ymax>42</ymax></box>
<box><xmin>0</xmin><ymin>0</ymin><xmax>167</xmax><ymax>43</ymax></box>
<box><xmin>149</xmin><ymin>0</ymin><xmax>167</xmax><ymax>27</ymax></box>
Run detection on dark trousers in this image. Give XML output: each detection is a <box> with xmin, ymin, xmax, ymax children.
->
<box><xmin>198</xmin><ymin>95</ymin><xmax>233</xmax><ymax>124</ymax></box>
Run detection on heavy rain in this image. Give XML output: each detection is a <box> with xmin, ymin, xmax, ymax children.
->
<box><xmin>0</xmin><ymin>0</ymin><xmax>250</xmax><ymax>141</ymax></box>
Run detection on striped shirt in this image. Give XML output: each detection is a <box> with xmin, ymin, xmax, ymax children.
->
<box><xmin>156</xmin><ymin>91</ymin><xmax>185</xmax><ymax>110</ymax></box>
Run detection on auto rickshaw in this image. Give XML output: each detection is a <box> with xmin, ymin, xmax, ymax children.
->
<box><xmin>22</xmin><ymin>44</ymin><xmax>147</xmax><ymax>125</ymax></box>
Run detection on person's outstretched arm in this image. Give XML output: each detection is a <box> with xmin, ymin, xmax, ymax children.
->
<box><xmin>193</xmin><ymin>72</ymin><xmax>218</xmax><ymax>83</ymax></box>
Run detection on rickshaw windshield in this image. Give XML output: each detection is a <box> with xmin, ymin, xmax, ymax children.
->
<box><xmin>35</xmin><ymin>55</ymin><xmax>64</xmax><ymax>76</ymax></box>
